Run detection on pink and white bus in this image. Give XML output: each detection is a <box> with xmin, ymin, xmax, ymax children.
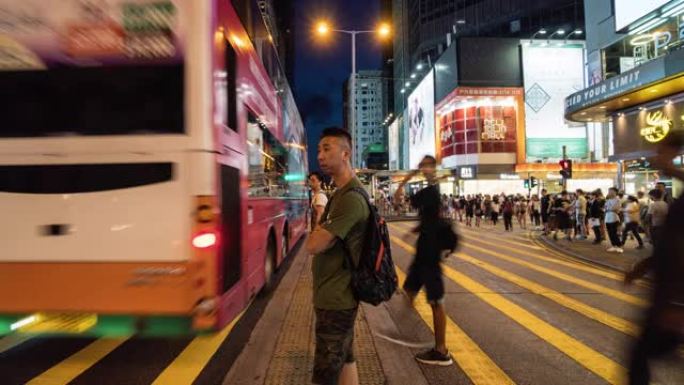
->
<box><xmin>0</xmin><ymin>0</ymin><xmax>308</xmax><ymax>336</ymax></box>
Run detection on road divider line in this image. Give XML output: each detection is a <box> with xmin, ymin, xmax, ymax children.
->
<box><xmin>454</xmin><ymin>252</ymin><xmax>640</xmax><ymax>337</ymax></box>
<box><xmin>459</xmin><ymin>240</ymin><xmax>648</xmax><ymax>308</ymax></box>
<box><xmin>151</xmin><ymin>311</ymin><xmax>245</xmax><ymax>385</ymax></box>
<box><xmin>390</xmin><ymin>235</ymin><xmax>627</xmax><ymax>385</ymax></box>
<box><xmin>393</xmin><ymin>263</ymin><xmax>515</xmax><ymax>384</ymax></box>
<box><xmin>459</xmin><ymin>227</ymin><xmax>543</xmax><ymax>250</ymax></box>
<box><xmin>393</xmin><ymin>224</ymin><xmax>639</xmax><ymax>336</ymax></box>
<box><xmin>394</xmin><ymin>221</ymin><xmax>632</xmax><ymax>284</ymax></box>
<box><xmin>26</xmin><ymin>337</ymin><xmax>130</xmax><ymax>385</ymax></box>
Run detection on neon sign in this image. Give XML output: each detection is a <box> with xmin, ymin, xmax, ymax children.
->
<box><xmin>640</xmin><ymin>111</ymin><xmax>672</xmax><ymax>143</ymax></box>
<box><xmin>481</xmin><ymin>119</ymin><xmax>507</xmax><ymax>140</ymax></box>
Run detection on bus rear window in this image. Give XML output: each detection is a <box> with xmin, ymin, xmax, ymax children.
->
<box><xmin>0</xmin><ymin>64</ymin><xmax>184</xmax><ymax>137</ymax></box>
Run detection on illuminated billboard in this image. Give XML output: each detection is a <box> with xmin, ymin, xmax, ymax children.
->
<box><xmin>522</xmin><ymin>42</ymin><xmax>587</xmax><ymax>160</ymax></box>
<box><xmin>615</xmin><ymin>0</ymin><xmax>670</xmax><ymax>31</ymax></box>
<box><xmin>408</xmin><ymin>70</ymin><xmax>435</xmax><ymax>169</ymax></box>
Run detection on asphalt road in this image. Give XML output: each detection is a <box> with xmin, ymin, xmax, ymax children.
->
<box><xmin>1</xmin><ymin>222</ymin><xmax>682</xmax><ymax>385</ymax></box>
<box><xmin>385</xmin><ymin>221</ymin><xmax>683</xmax><ymax>385</ymax></box>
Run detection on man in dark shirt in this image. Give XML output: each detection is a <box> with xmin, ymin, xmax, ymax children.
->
<box><xmin>394</xmin><ymin>155</ymin><xmax>456</xmax><ymax>366</ymax></box>
<box><xmin>540</xmin><ymin>189</ymin><xmax>551</xmax><ymax>235</ymax></box>
<box><xmin>624</xmin><ymin>130</ymin><xmax>684</xmax><ymax>385</ymax></box>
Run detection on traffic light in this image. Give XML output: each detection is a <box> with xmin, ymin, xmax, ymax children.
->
<box><xmin>524</xmin><ymin>179</ymin><xmax>530</xmax><ymax>189</ymax></box>
<box><xmin>530</xmin><ymin>176</ymin><xmax>538</xmax><ymax>188</ymax></box>
<box><xmin>559</xmin><ymin>159</ymin><xmax>573</xmax><ymax>179</ymax></box>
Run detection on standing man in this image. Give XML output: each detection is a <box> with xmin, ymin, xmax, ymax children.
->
<box><xmin>575</xmin><ymin>189</ymin><xmax>588</xmax><ymax>239</ymax></box>
<box><xmin>305</xmin><ymin>127</ymin><xmax>370</xmax><ymax>385</ymax></box>
<box><xmin>309</xmin><ymin>172</ymin><xmax>328</xmax><ymax>231</ymax></box>
<box><xmin>605</xmin><ymin>187</ymin><xmax>623</xmax><ymax>253</ymax></box>
<box><xmin>541</xmin><ymin>189</ymin><xmax>551</xmax><ymax>235</ymax></box>
<box><xmin>655</xmin><ymin>182</ymin><xmax>673</xmax><ymax>205</ymax></box>
<box><xmin>394</xmin><ymin>155</ymin><xmax>456</xmax><ymax>366</ymax></box>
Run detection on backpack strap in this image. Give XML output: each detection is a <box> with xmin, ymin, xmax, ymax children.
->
<box><xmin>339</xmin><ymin>186</ymin><xmax>373</xmax><ymax>270</ymax></box>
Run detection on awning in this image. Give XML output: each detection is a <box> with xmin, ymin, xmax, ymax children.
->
<box><xmin>565</xmin><ymin>48</ymin><xmax>684</xmax><ymax>123</ymax></box>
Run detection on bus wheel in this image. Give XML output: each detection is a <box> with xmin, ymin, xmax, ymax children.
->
<box><xmin>263</xmin><ymin>234</ymin><xmax>276</xmax><ymax>293</ymax></box>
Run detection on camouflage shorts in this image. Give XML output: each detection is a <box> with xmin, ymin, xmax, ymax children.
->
<box><xmin>312</xmin><ymin>307</ymin><xmax>358</xmax><ymax>385</ymax></box>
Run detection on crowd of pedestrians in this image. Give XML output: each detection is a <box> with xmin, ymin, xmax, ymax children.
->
<box><xmin>434</xmin><ymin>183</ymin><xmax>673</xmax><ymax>254</ymax></box>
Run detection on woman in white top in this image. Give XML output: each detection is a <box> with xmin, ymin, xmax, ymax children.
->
<box><xmin>308</xmin><ymin>172</ymin><xmax>328</xmax><ymax>231</ymax></box>
<box><xmin>604</xmin><ymin>187</ymin><xmax>623</xmax><ymax>253</ymax></box>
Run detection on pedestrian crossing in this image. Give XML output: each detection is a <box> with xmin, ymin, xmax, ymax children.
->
<box><xmin>385</xmin><ymin>221</ymin><xmax>671</xmax><ymax>385</ymax></box>
<box><xmin>1</xmin><ymin>222</ymin><xmax>678</xmax><ymax>385</ymax></box>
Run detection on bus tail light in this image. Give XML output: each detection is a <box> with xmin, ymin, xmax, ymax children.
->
<box><xmin>192</xmin><ymin>232</ymin><xmax>217</xmax><ymax>249</ymax></box>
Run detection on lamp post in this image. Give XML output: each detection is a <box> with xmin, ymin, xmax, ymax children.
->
<box><xmin>316</xmin><ymin>21</ymin><xmax>391</xmax><ymax>168</ymax></box>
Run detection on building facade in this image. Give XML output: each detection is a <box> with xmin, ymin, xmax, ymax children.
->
<box><xmin>565</xmin><ymin>0</ymin><xmax>684</xmax><ymax>196</ymax></box>
<box><xmin>346</xmin><ymin>70</ymin><xmax>387</xmax><ymax>169</ymax></box>
<box><xmin>393</xmin><ymin>0</ymin><xmax>585</xmax><ymax>118</ymax></box>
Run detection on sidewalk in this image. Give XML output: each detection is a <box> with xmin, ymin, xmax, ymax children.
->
<box><xmin>223</xmin><ymin>244</ymin><xmax>429</xmax><ymax>385</ymax></box>
<box><xmin>534</xmin><ymin>230</ymin><xmax>652</xmax><ymax>273</ymax></box>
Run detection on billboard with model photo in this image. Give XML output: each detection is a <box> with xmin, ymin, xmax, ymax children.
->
<box><xmin>408</xmin><ymin>70</ymin><xmax>435</xmax><ymax>169</ymax></box>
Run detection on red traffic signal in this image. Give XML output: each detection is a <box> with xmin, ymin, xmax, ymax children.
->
<box><xmin>559</xmin><ymin>159</ymin><xmax>573</xmax><ymax>179</ymax></box>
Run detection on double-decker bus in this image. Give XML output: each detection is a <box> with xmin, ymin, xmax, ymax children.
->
<box><xmin>0</xmin><ymin>0</ymin><xmax>308</xmax><ymax>336</ymax></box>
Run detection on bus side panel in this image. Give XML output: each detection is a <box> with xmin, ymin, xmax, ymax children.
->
<box><xmin>0</xmin><ymin>262</ymin><xmax>201</xmax><ymax>315</ymax></box>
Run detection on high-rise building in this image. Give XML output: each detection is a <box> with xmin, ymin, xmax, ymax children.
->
<box><xmin>346</xmin><ymin>70</ymin><xmax>386</xmax><ymax>169</ymax></box>
<box><xmin>393</xmin><ymin>0</ymin><xmax>585</xmax><ymax>116</ymax></box>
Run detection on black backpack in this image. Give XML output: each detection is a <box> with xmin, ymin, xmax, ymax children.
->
<box><xmin>343</xmin><ymin>187</ymin><xmax>398</xmax><ymax>306</ymax></box>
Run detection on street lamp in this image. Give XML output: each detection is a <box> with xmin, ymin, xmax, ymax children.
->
<box><xmin>314</xmin><ymin>19</ymin><xmax>392</xmax><ymax>167</ymax></box>
<box><xmin>531</xmin><ymin>28</ymin><xmax>547</xmax><ymax>40</ymax></box>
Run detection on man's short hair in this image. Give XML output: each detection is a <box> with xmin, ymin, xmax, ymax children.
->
<box><xmin>650</xmin><ymin>189</ymin><xmax>663</xmax><ymax>200</ymax></box>
<box><xmin>321</xmin><ymin>127</ymin><xmax>352</xmax><ymax>148</ymax></box>
<box><xmin>656</xmin><ymin>181</ymin><xmax>666</xmax><ymax>187</ymax></box>
<box><xmin>308</xmin><ymin>171</ymin><xmax>324</xmax><ymax>181</ymax></box>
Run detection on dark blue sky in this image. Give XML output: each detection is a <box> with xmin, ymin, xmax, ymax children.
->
<box><xmin>292</xmin><ymin>0</ymin><xmax>384</xmax><ymax>171</ymax></box>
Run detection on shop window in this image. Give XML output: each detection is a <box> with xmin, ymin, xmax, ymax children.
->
<box><xmin>246</xmin><ymin>113</ymin><xmax>289</xmax><ymax>198</ymax></box>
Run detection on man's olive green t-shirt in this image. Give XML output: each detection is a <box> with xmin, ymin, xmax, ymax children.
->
<box><xmin>313</xmin><ymin>177</ymin><xmax>369</xmax><ymax>310</ymax></box>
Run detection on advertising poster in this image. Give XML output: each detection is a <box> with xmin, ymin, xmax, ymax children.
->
<box><xmin>522</xmin><ymin>42</ymin><xmax>587</xmax><ymax>160</ymax></box>
<box><xmin>614</xmin><ymin>0</ymin><xmax>670</xmax><ymax>31</ymax></box>
<box><xmin>408</xmin><ymin>70</ymin><xmax>435</xmax><ymax>169</ymax></box>
<box><xmin>0</xmin><ymin>0</ymin><xmax>186</xmax><ymax>70</ymax></box>
<box><xmin>388</xmin><ymin>118</ymin><xmax>399</xmax><ymax>170</ymax></box>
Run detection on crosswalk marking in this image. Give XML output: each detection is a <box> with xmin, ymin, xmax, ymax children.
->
<box><xmin>393</xmin><ymin>224</ymin><xmax>639</xmax><ymax>336</ymax></box>
<box><xmin>26</xmin><ymin>337</ymin><xmax>130</xmax><ymax>385</ymax></box>
<box><xmin>0</xmin><ymin>334</ymin><xmax>32</xmax><ymax>355</ymax></box>
<box><xmin>460</xmin><ymin>240</ymin><xmax>648</xmax><ymax>308</ymax></box>
<box><xmin>459</xmin><ymin>227</ymin><xmax>543</xmax><ymax>250</ymax></box>
<box><xmin>151</xmin><ymin>311</ymin><xmax>245</xmax><ymax>385</ymax></box>
<box><xmin>390</xmin><ymin>234</ymin><xmax>628</xmax><ymax>385</ymax></box>
<box><xmin>393</xmin><ymin>219</ymin><xmax>624</xmax><ymax>282</ymax></box>
<box><xmin>454</xmin><ymin>252</ymin><xmax>640</xmax><ymax>336</ymax></box>
<box><xmin>393</xmin><ymin>267</ymin><xmax>515</xmax><ymax>385</ymax></box>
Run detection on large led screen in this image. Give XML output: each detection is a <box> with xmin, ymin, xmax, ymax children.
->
<box><xmin>407</xmin><ymin>70</ymin><xmax>435</xmax><ymax>169</ymax></box>
<box><xmin>615</xmin><ymin>0</ymin><xmax>671</xmax><ymax>31</ymax></box>
<box><xmin>522</xmin><ymin>43</ymin><xmax>587</xmax><ymax>160</ymax></box>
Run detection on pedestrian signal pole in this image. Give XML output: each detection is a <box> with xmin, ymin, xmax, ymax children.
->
<box><xmin>562</xmin><ymin>145</ymin><xmax>568</xmax><ymax>190</ymax></box>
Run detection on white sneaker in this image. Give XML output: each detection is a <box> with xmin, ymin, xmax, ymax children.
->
<box><xmin>606</xmin><ymin>247</ymin><xmax>616</xmax><ymax>252</ymax></box>
<box><xmin>615</xmin><ymin>248</ymin><xmax>624</xmax><ymax>254</ymax></box>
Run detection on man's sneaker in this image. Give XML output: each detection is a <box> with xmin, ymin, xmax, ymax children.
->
<box><xmin>415</xmin><ymin>349</ymin><xmax>453</xmax><ymax>366</ymax></box>
<box><xmin>615</xmin><ymin>247</ymin><xmax>624</xmax><ymax>254</ymax></box>
<box><xmin>607</xmin><ymin>247</ymin><xmax>616</xmax><ymax>252</ymax></box>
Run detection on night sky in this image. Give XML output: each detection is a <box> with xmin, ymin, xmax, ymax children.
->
<box><xmin>292</xmin><ymin>0</ymin><xmax>384</xmax><ymax>171</ymax></box>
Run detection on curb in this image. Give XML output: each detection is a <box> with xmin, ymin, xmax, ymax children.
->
<box><xmin>534</xmin><ymin>233</ymin><xmax>632</xmax><ymax>274</ymax></box>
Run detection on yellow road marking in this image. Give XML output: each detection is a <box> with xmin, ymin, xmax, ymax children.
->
<box><xmin>394</xmin><ymin>267</ymin><xmax>515</xmax><ymax>385</ymax></box>
<box><xmin>391</xmin><ymin>235</ymin><xmax>627</xmax><ymax>385</ymax></box>
<box><xmin>393</xmin><ymin>223</ymin><xmax>639</xmax><ymax>336</ymax></box>
<box><xmin>455</xmin><ymin>252</ymin><xmax>640</xmax><ymax>337</ymax></box>
<box><xmin>460</xmin><ymin>241</ymin><xmax>648</xmax><ymax>308</ymax></box>
<box><xmin>459</xmin><ymin>227</ymin><xmax>543</xmax><ymax>250</ymax></box>
<box><xmin>26</xmin><ymin>337</ymin><xmax>130</xmax><ymax>385</ymax></box>
<box><xmin>152</xmin><ymin>311</ymin><xmax>245</xmax><ymax>385</ymax></box>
